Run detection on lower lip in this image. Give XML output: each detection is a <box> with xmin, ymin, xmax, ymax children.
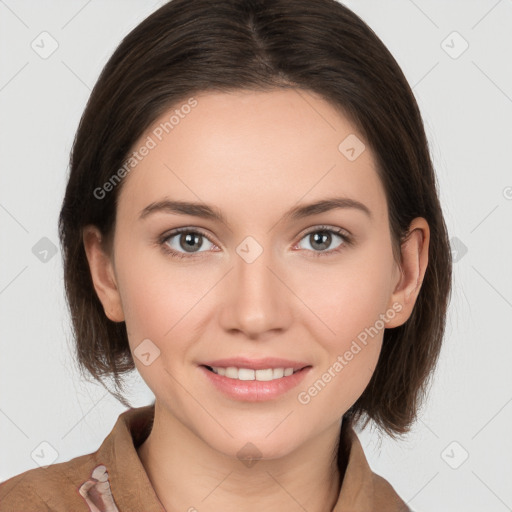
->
<box><xmin>199</xmin><ymin>365</ymin><xmax>311</xmax><ymax>402</ymax></box>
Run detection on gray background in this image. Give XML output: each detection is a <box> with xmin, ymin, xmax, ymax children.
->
<box><xmin>1</xmin><ymin>1</ymin><xmax>511</xmax><ymax>511</ymax></box>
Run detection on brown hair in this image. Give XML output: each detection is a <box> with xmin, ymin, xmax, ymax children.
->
<box><xmin>58</xmin><ymin>0</ymin><xmax>452</xmax><ymax>442</ymax></box>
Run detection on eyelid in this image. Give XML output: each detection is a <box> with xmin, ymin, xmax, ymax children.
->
<box><xmin>295</xmin><ymin>224</ymin><xmax>352</xmax><ymax>241</ymax></box>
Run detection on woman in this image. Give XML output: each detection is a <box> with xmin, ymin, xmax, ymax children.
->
<box><xmin>0</xmin><ymin>0</ymin><xmax>452</xmax><ymax>510</ymax></box>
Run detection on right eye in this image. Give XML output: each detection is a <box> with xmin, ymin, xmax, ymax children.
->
<box><xmin>159</xmin><ymin>228</ymin><xmax>217</xmax><ymax>259</ymax></box>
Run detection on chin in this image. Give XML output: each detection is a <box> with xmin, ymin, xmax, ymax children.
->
<box><xmin>206</xmin><ymin>430</ymin><xmax>302</xmax><ymax>463</ymax></box>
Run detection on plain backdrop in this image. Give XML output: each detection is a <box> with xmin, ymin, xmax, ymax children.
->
<box><xmin>1</xmin><ymin>1</ymin><xmax>511</xmax><ymax>511</ymax></box>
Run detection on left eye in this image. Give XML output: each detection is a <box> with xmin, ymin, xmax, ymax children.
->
<box><xmin>295</xmin><ymin>228</ymin><xmax>349</xmax><ymax>255</ymax></box>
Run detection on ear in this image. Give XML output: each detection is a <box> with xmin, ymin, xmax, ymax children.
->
<box><xmin>385</xmin><ymin>217</ymin><xmax>430</xmax><ymax>328</ymax></box>
<box><xmin>82</xmin><ymin>225</ymin><xmax>125</xmax><ymax>322</ymax></box>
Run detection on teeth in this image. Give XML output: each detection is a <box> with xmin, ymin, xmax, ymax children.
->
<box><xmin>210</xmin><ymin>366</ymin><xmax>298</xmax><ymax>381</ymax></box>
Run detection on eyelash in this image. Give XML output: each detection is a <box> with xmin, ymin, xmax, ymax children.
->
<box><xmin>157</xmin><ymin>225</ymin><xmax>353</xmax><ymax>260</ymax></box>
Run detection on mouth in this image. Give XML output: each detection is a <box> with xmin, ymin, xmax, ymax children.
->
<box><xmin>202</xmin><ymin>364</ymin><xmax>310</xmax><ymax>382</ymax></box>
<box><xmin>199</xmin><ymin>363</ymin><xmax>312</xmax><ymax>402</ymax></box>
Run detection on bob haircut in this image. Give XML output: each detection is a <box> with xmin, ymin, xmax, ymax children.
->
<box><xmin>58</xmin><ymin>0</ymin><xmax>452</xmax><ymax>440</ymax></box>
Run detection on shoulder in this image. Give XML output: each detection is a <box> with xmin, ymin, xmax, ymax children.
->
<box><xmin>0</xmin><ymin>469</ymin><xmax>51</xmax><ymax>511</ymax></box>
<box><xmin>371</xmin><ymin>472</ymin><xmax>412</xmax><ymax>512</ymax></box>
<box><xmin>0</xmin><ymin>452</ymin><xmax>96</xmax><ymax>512</ymax></box>
<box><xmin>0</xmin><ymin>405</ymin><xmax>158</xmax><ymax>512</ymax></box>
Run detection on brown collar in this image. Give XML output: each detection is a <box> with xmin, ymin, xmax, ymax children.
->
<box><xmin>103</xmin><ymin>404</ymin><xmax>410</xmax><ymax>511</ymax></box>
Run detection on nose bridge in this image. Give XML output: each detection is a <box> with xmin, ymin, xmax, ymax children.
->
<box><xmin>221</xmin><ymin>234</ymin><xmax>290</xmax><ymax>335</ymax></box>
<box><xmin>234</xmin><ymin>234</ymin><xmax>279</xmax><ymax>301</ymax></box>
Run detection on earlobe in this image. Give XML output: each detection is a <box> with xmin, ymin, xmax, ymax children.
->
<box><xmin>385</xmin><ymin>218</ymin><xmax>430</xmax><ymax>328</ymax></box>
<box><xmin>82</xmin><ymin>225</ymin><xmax>125</xmax><ymax>322</ymax></box>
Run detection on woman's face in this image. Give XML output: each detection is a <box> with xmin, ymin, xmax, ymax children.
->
<box><xmin>97</xmin><ymin>89</ymin><xmax>406</xmax><ymax>459</ymax></box>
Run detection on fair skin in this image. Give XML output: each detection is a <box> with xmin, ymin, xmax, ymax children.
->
<box><xmin>83</xmin><ymin>89</ymin><xmax>429</xmax><ymax>512</ymax></box>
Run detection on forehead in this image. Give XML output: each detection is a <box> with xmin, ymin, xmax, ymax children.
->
<box><xmin>117</xmin><ymin>89</ymin><xmax>387</xmax><ymax>224</ymax></box>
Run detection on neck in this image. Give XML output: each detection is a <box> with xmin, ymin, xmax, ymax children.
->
<box><xmin>137</xmin><ymin>401</ymin><xmax>346</xmax><ymax>512</ymax></box>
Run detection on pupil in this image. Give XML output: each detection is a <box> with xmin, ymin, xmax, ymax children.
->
<box><xmin>312</xmin><ymin>231</ymin><xmax>330</xmax><ymax>250</ymax></box>
<box><xmin>181</xmin><ymin>232</ymin><xmax>201</xmax><ymax>252</ymax></box>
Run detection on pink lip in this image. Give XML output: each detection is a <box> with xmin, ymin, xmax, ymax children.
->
<box><xmin>199</xmin><ymin>365</ymin><xmax>312</xmax><ymax>402</ymax></box>
<box><xmin>199</xmin><ymin>357</ymin><xmax>309</xmax><ymax>371</ymax></box>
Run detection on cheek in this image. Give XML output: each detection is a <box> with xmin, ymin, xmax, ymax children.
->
<box><xmin>113</xmin><ymin>239</ymin><xmax>199</xmax><ymax>356</ymax></box>
<box><xmin>296</xmin><ymin>271</ymin><xmax>387</xmax><ymax>421</ymax></box>
<box><xmin>298</xmin><ymin>240</ymin><xmax>394</xmax><ymax>347</ymax></box>
<box><xmin>115</xmin><ymin>257</ymin><xmax>209</xmax><ymax>396</ymax></box>
<box><xmin>294</xmin><ymin>238</ymin><xmax>393</xmax><ymax>405</ymax></box>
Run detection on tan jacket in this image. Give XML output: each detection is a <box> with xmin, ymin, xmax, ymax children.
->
<box><xmin>0</xmin><ymin>404</ymin><xmax>411</xmax><ymax>511</ymax></box>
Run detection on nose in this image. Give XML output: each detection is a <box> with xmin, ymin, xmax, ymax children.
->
<box><xmin>218</xmin><ymin>240</ymin><xmax>293</xmax><ymax>339</ymax></box>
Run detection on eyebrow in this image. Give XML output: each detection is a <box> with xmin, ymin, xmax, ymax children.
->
<box><xmin>138</xmin><ymin>196</ymin><xmax>372</xmax><ymax>225</ymax></box>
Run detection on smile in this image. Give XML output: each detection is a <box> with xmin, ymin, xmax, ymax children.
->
<box><xmin>205</xmin><ymin>366</ymin><xmax>302</xmax><ymax>381</ymax></box>
<box><xmin>200</xmin><ymin>365</ymin><xmax>312</xmax><ymax>402</ymax></box>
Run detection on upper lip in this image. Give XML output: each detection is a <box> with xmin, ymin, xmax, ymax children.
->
<box><xmin>200</xmin><ymin>357</ymin><xmax>310</xmax><ymax>371</ymax></box>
